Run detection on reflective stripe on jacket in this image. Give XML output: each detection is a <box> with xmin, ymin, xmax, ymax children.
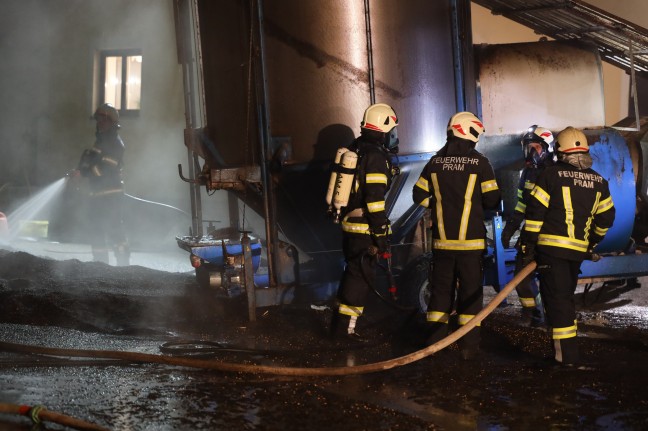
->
<box><xmin>523</xmin><ymin>161</ymin><xmax>615</xmax><ymax>260</ymax></box>
<box><xmin>412</xmin><ymin>139</ymin><xmax>501</xmax><ymax>251</ymax></box>
<box><xmin>341</xmin><ymin>138</ymin><xmax>394</xmax><ymax>237</ymax></box>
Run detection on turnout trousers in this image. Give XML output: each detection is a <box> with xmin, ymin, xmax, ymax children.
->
<box><xmin>88</xmin><ymin>192</ymin><xmax>129</xmax><ymax>265</ymax></box>
<box><xmin>331</xmin><ymin>232</ymin><xmax>377</xmax><ymax>338</ymax></box>
<box><xmin>514</xmin><ymin>250</ymin><xmax>544</xmax><ymax>324</ymax></box>
<box><xmin>426</xmin><ymin>250</ymin><xmax>484</xmax><ymax>351</ymax></box>
<box><xmin>337</xmin><ymin>232</ymin><xmax>376</xmax><ymax>311</ymax></box>
<box><xmin>536</xmin><ymin>251</ymin><xmax>582</xmax><ymax>364</ymax></box>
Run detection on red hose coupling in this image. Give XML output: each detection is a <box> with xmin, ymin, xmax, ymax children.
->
<box><xmin>190</xmin><ymin>254</ymin><xmax>202</xmax><ymax>268</ymax></box>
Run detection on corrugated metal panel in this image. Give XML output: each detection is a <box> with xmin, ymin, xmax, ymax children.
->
<box><xmin>472</xmin><ymin>0</ymin><xmax>648</xmax><ymax>76</ymax></box>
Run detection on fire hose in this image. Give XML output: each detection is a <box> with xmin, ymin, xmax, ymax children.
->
<box><xmin>0</xmin><ymin>262</ymin><xmax>536</xmax><ymax>377</ymax></box>
<box><xmin>0</xmin><ymin>403</ymin><xmax>109</xmax><ymax>431</ymax></box>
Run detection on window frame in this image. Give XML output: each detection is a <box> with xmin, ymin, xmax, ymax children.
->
<box><xmin>98</xmin><ymin>48</ymin><xmax>142</xmax><ymax>117</ymax></box>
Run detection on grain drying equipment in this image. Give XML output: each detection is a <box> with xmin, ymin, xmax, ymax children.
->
<box><xmin>173</xmin><ymin>0</ymin><xmax>648</xmax><ymax>318</ymax></box>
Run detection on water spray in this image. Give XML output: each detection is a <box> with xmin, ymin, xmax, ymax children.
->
<box><xmin>4</xmin><ymin>177</ymin><xmax>67</xmax><ymax>243</ymax></box>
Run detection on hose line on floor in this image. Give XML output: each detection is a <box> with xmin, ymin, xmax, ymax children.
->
<box><xmin>0</xmin><ymin>403</ymin><xmax>109</xmax><ymax>431</ymax></box>
<box><xmin>0</xmin><ymin>263</ymin><xmax>536</xmax><ymax>377</ymax></box>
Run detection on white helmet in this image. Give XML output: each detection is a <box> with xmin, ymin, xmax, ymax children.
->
<box><xmin>361</xmin><ymin>103</ymin><xmax>399</xmax><ymax>134</ymax></box>
<box><xmin>447</xmin><ymin>112</ymin><xmax>484</xmax><ymax>143</ymax></box>
<box><xmin>555</xmin><ymin>126</ymin><xmax>589</xmax><ymax>154</ymax></box>
<box><xmin>521</xmin><ymin>125</ymin><xmax>554</xmax><ymax>165</ymax></box>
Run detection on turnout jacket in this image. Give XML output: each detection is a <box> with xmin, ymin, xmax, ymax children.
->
<box><xmin>341</xmin><ymin>138</ymin><xmax>395</xmax><ymax>238</ymax></box>
<box><xmin>78</xmin><ymin>127</ymin><xmax>125</xmax><ymax>196</ymax></box>
<box><xmin>508</xmin><ymin>158</ymin><xmax>554</xmax><ymax>230</ymax></box>
<box><xmin>413</xmin><ymin>139</ymin><xmax>501</xmax><ymax>251</ymax></box>
<box><xmin>523</xmin><ymin>160</ymin><xmax>615</xmax><ymax>261</ymax></box>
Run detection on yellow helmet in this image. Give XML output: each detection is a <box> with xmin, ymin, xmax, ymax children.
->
<box><xmin>361</xmin><ymin>103</ymin><xmax>399</xmax><ymax>134</ymax></box>
<box><xmin>555</xmin><ymin>126</ymin><xmax>589</xmax><ymax>154</ymax></box>
<box><xmin>94</xmin><ymin>103</ymin><xmax>119</xmax><ymax>124</ymax></box>
<box><xmin>447</xmin><ymin>111</ymin><xmax>485</xmax><ymax>143</ymax></box>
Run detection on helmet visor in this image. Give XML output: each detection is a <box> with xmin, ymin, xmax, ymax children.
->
<box><xmin>523</xmin><ymin>142</ymin><xmax>546</xmax><ymax>163</ymax></box>
<box><xmin>386</xmin><ymin>127</ymin><xmax>399</xmax><ymax>150</ymax></box>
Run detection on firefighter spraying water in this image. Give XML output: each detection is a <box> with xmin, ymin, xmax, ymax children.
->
<box><xmin>68</xmin><ymin>103</ymin><xmax>130</xmax><ymax>266</ymax></box>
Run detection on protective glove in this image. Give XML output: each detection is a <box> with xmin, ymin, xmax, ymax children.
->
<box><xmin>520</xmin><ymin>242</ymin><xmax>536</xmax><ymax>267</ymax></box>
<box><xmin>586</xmin><ymin>243</ymin><xmax>601</xmax><ymax>262</ymax></box>
<box><xmin>500</xmin><ymin>223</ymin><xmax>517</xmax><ymax>248</ymax></box>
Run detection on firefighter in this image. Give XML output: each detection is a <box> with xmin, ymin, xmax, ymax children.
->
<box><xmin>501</xmin><ymin>125</ymin><xmax>555</xmax><ymax>326</ymax></box>
<box><xmin>521</xmin><ymin>126</ymin><xmax>615</xmax><ymax>365</ymax></box>
<box><xmin>330</xmin><ymin>103</ymin><xmax>400</xmax><ymax>342</ymax></box>
<box><xmin>413</xmin><ymin>112</ymin><xmax>501</xmax><ymax>359</ymax></box>
<box><xmin>73</xmin><ymin>103</ymin><xmax>130</xmax><ymax>266</ymax></box>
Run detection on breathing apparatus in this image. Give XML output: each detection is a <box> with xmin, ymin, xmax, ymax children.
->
<box><xmin>521</xmin><ymin>125</ymin><xmax>554</xmax><ymax>167</ymax></box>
<box><xmin>325</xmin><ymin>148</ymin><xmax>359</xmax><ymax>223</ymax></box>
<box><xmin>325</xmin><ymin>103</ymin><xmax>400</xmax><ymax>223</ymax></box>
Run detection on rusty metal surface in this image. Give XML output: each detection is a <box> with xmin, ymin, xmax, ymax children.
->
<box><xmin>472</xmin><ymin>0</ymin><xmax>648</xmax><ymax>77</ymax></box>
<box><xmin>476</xmin><ymin>41</ymin><xmax>605</xmax><ymax>134</ymax></box>
<box><xmin>197</xmin><ymin>0</ymin><xmax>460</xmax><ymax>166</ymax></box>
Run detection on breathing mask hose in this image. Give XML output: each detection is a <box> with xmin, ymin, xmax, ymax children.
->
<box><xmin>0</xmin><ymin>262</ymin><xmax>536</xmax><ymax>376</ymax></box>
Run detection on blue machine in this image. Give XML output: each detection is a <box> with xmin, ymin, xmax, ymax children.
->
<box><xmin>177</xmin><ymin>233</ymin><xmax>269</xmax><ymax>297</ymax></box>
<box><xmin>489</xmin><ymin>127</ymin><xmax>648</xmax><ymax>293</ymax></box>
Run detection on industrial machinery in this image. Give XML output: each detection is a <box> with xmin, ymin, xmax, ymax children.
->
<box><xmin>173</xmin><ymin>0</ymin><xmax>648</xmax><ymax>317</ymax></box>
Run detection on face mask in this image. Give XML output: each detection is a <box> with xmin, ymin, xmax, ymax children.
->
<box><xmin>524</xmin><ymin>142</ymin><xmax>546</xmax><ymax>165</ymax></box>
<box><xmin>385</xmin><ymin>127</ymin><xmax>399</xmax><ymax>151</ymax></box>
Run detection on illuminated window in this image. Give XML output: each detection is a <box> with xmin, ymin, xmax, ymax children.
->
<box><xmin>99</xmin><ymin>49</ymin><xmax>142</xmax><ymax>114</ymax></box>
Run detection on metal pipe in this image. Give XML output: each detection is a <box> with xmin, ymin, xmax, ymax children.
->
<box><xmin>253</xmin><ymin>0</ymin><xmax>277</xmax><ymax>287</ymax></box>
<box><xmin>175</xmin><ymin>0</ymin><xmax>206</xmax><ymax>236</ymax></box>
<box><xmin>242</xmin><ymin>232</ymin><xmax>256</xmax><ymax>321</ymax></box>
<box><xmin>364</xmin><ymin>0</ymin><xmax>376</xmax><ymax>104</ymax></box>
<box><xmin>630</xmin><ymin>39</ymin><xmax>641</xmax><ymax>131</ymax></box>
<box><xmin>615</xmin><ymin>39</ymin><xmax>641</xmax><ymax>132</ymax></box>
<box><xmin>450</xmin><ymin>0</ymin><xmax>465</xmax><ymax>112</ymax></box>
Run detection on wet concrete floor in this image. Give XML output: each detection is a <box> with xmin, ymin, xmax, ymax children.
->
<box><xmin>1</xmin><ymin>245</ymin><xmax>648</xmax><ymax>430</ymax></box>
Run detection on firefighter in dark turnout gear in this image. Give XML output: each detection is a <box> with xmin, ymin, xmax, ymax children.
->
<box><xmin>501</xmin><ymin>125</ymin><xmax>555</xmax><ymax>326</ymax></box>
<box><xmin>331</xmin><ymin>103</ymin><xmax>400</xmax><ymax>341</ymax></box>
<box><xmin>522</xmin><ymin>126</ymin><xmax>615</xmax><ymax>365</ymax></box>
<box><xmin>75</xmin><ymin>103</ymin><xmax>130</xmax><ymax>266</ymax></box>
<box><xmin>413</xmin><ymin>112</ymin><xmax>501</xmax><ymax>359</ymax></box>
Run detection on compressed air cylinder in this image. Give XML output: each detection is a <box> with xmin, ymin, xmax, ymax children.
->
<box><xmin>332</xmin><ymin>150</ymin><xmax>358</xmax><ymax>220</ymax></box>
<box><xmin>325</xmin><ymin>147</ymin><xmax>349</xmax><ymax>206</ymax></box>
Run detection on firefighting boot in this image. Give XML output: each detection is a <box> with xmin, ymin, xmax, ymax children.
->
<box><xmin>459</xmin><ymin>327</ymin><xmax>480</xmax><ymax>361</ymax></box>
<box><xmin>424</xmin><ymin>322</ymin><xmax>449</xmax><ymax>347</ymax></box>
<box><xmin>114</xmin><ymin>243</ymin><xmax>130</xmax><ymax>266</ymax></box>
<box><xmin>520</xmin><ymin>306</ymin><xmax>535</xmax><ymax>326</ymax></box>
<box><xmin>330</xmin><ymin>312</ymin><xmax>368</xmax><ymax>343</ymax></box>
<box><xmin>554</xmin><ymin>337</ymin><xmax>579</xmax><ymax>366</ymax></box>
<box><xmin>530</xmin><ymin>307</ymin><xmax>545</xmax><ymax>327</ymax></box>
<box><xmin>530</xmin><ymin>293</ymin><xmax>545</xmax><ymax>327</ymax></box>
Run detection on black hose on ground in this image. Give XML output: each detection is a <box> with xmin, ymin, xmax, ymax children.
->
<box><xmin>0</xmin><ymin>262</ymin><xmax>536</xmax><ymax>376</ymax></box>
<box><xmin>360</xmin><ymin>250</ymin><xmax>419</xmax><ymax>312</ymax></box>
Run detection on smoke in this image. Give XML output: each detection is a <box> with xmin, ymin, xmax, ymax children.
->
<box><xmin>0</xmin><ymin>0</ymin><xmax>232</xmax><ymax>264</ymax></box>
